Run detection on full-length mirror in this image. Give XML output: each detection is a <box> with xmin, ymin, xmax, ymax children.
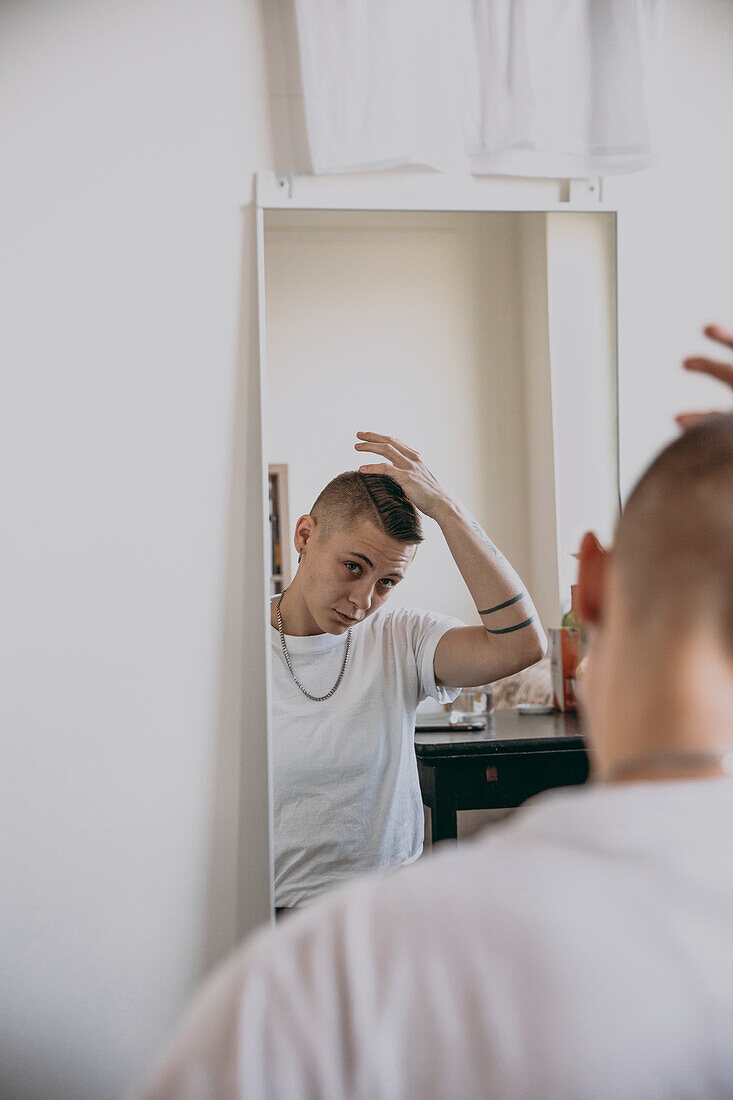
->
<box><xmin>261</xmin><ymin>204</ymin><xmax>618</xmax><ymax>913</ymax></box>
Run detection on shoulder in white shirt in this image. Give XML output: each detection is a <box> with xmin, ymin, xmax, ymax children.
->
<box><xmin>142</xmin><ymin>777</ymin><xmax>733</xmax><ymax>1100</ymax></box>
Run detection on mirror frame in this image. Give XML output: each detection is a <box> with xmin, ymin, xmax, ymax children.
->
<box><xmin>249</xmin><ymin>170</ymin><xmax>621</xmax><ymax>929</ymax></box>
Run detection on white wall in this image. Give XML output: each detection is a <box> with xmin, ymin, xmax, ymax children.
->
<box><xmin>517</xmin><ymin>215</ymin><xmax>562</xmax><ymax>625</ymax></box>
<box><xmin>1</xmin><ymin>2</ymin><xmax>273</xmax><ymax>1097</ymax></box>
<box><xmin>545</xmin><ymin>212</ymin><xmax>619</xmax><ymax>598</ymax></box>
<box><xmin>4</xmin><ymin>1</ymin><xmax>733</xmax><ymax>1097</ymax></box>
<box><xmin>606</xmin><ymin>0</ymin><xmax>733</xmax><ymax>499</ymax></box>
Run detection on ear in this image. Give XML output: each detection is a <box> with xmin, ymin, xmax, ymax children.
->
<box><xmin>575</xmin><ymin>531</ymin><xmax>608</xmax><ymax>626</ymax></box>
<box><xmin>294</xmin><ymin>514</ymin><xmax>317</xmax><ymax>556</ymax></box>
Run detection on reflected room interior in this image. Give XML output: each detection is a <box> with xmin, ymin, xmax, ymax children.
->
<box><xmin>262</xmin><ymin>206</ymin><xmax>618</xmax><ymax>898</ymax></box>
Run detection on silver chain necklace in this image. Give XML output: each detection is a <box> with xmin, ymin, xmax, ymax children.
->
<box><xmin>276</xmin><ymin>590</ymin><xmax>352</xmax><ymax>702</ymax></box>
<box><xmin>602</xmin><ymin>748</ymin><xmax>733</xmax><ymax>783</ymax></box>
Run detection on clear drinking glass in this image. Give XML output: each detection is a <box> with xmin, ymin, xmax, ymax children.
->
<box><xmin>449</xmin><ymin>687</ymin><xmax>493</xmax><ymax>725</ymax></box>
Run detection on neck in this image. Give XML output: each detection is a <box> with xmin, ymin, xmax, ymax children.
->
<box><xmin>591</xmin><ymin>629</ymin><xmax>733</xmax><ymax>784</ymax></box>
<box><xmin>271</xmin><ymin>577</ymin><xmax>324</xmax><ymax>637</ymax></box>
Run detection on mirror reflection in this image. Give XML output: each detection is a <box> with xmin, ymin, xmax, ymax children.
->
<box><xmin>264</xmin><ymin>209</ymin><xmax>618</xmax><ymax>912</ymax></box>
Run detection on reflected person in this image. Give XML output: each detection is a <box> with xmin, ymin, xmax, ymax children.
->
<box><xmin>270</xmin><ymin>431</ymin><xmax>545</xmax><ymax>910</ymax></box>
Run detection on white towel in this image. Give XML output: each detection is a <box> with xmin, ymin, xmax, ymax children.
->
<box><xmin>294</xmin><ymin>0</ymin><xmax>662</xmax><ymax>177</ymax></box>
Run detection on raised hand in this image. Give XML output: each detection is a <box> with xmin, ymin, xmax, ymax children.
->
<box><xmin>354</xmin><ymin>432</ymin><xmax>451</xmax><ymax>520</ymax></box>
<box><xmin>678</xmin><ymin>324</ymin><xmax>733</xmax><ymax>430</ymax></box>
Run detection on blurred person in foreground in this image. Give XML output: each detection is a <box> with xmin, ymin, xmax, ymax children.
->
<box><xmin>141</xmin><ymin>328</ymin><xmax>733</xmax><ymax>1100</ymax></box>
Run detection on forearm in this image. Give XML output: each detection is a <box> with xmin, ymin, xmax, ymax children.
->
<box><xmin>351</xmin><ymin>430</ymin><xmax>546</xmax><ymax>682</ymax></box>
<box><xmin>434</xmin><ymin>497</ymin><xmax>546</xmax><ymax>675</ymax></box>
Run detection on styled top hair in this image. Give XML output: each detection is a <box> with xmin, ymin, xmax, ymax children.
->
<box><xmin>613</xmin><ymin>412</ymin><xmax>733</xmax><ymax>654</ymax></box>
<box><xmin>310</xmin><ymin>471</ymin><xmax>424</xmax><ymax>544</ymax></box>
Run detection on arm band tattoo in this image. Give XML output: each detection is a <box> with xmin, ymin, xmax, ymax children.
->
<box><xmin>485</xmin><ymin>616</ymin><xmax>535</xmax><ymax>635</ymax></box>
<box><xmin>478</xmin><ymin>592</ymin><xmax>525</xmax><ymax>616</ymax></box>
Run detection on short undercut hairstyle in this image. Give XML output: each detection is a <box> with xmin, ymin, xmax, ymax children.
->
<box><xmin>613</xmin><ymin>412</ymin><xmax>733</xmax><ymax>654</ymax></box>
<box><xmin>310</xmin><ymin>472</ymin><xmax>424</xmax><ymax>545</ymax></box>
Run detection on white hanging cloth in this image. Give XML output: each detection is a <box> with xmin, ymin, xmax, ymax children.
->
<box><xmin>294</xmin><ymin>0</ymin><xmax>662</xmax><ymax>177</ymax></box>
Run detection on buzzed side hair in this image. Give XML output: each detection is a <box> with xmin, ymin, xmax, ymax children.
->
<box><xmin>310</xmin><ymin>472</ymin><xmax>424</xmax><ymax>544</ymax></box>
<box><xmin>613</xmin><ymin>412</ymin><xmax>733</xmax><ymax>653</ymax></box>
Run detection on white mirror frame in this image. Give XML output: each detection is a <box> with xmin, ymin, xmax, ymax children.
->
<box><xmin>248</xmin><ymin>169</ymin><xmax>621</xmax><ymax>930</ymax></box>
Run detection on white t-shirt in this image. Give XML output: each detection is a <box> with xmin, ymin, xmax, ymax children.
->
<box><xmin>142</xmin><ymin>778</ymin><xmax>733</xmax><ymax>1100</ymax></box>
<box><xmin>270</xmin><ymin>604</ymin><xmax>463</xmax><ymax>906</ymax></box>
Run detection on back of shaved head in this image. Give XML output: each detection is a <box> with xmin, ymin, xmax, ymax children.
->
<box><xmin>614</xmin><ymin>412</ymin><xmax>733</xmax><ymax>654</ymax></box>
<box><xmin>310</xmin><ymin>471</ymin><xmax>424</xmax><ymax>545</ymax></box>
